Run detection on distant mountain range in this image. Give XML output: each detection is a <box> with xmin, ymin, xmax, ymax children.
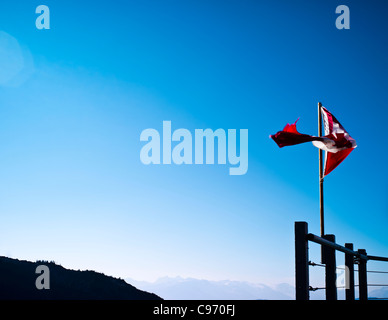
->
<box><xmin>126</xmin><ymin>276</ymin><xmax>294</xmax><ymax>300</ymax></box>
<box><xmin>368</xmin><ymin>287</ymin><xmax>388</xmax><ymax>300</ymax></box>
<box><xmin>126</xmin><ymin>276</ymin><xmax>388</xmax><ymax>300</ymax></box>
<box><xmin>0</xmin><ymin>256</ymin><xmax>161</xmax><ymax>300</ymax></box>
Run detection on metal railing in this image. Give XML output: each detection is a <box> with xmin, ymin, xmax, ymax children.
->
<box><xmin>295</xmin><ymin>221</ymin><xmax>388</xmax><ymax>300</ymax></box>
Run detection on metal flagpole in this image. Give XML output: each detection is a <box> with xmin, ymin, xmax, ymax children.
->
<box><xmin>318</xmin><ymin>102</ymin><xmax>325</xmax><ymax>237</ymax></box>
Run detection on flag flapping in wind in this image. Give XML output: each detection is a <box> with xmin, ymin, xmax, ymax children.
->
<box><xmin>270</xmin><ymin>106</ymin><xmax>357</xmax><ymax>176</ymax></box>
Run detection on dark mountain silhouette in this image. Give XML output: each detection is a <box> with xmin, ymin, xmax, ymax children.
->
<box><xmin>0</xmin><ymin>256</ymin><xmax>162</xmax><ymax>300</ymax></box>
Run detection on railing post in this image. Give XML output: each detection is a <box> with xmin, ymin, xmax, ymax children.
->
<box><xmin>345</xmin><ymin>243</ymin><xmax>355</xmax><ymax>300</ymax></box>
<box><xmin>358</xmin><ymin>249</ymin><xmax>368</xmax><ymax>300</ymax></box>
<box><xmin>323</xmin><ymin>234</ymin><xmax>337</xmax><ymax>300</ymax></box>
<box><xmin>295</xmin><ymin>222</ymin><xmax>309</xmax><ymax>300</ymax></box>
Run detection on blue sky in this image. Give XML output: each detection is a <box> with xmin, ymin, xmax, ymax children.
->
<box><xmin>0</xmin><ymin>0</ymin><xmax>387</xmax><ymax>290</ymax></box>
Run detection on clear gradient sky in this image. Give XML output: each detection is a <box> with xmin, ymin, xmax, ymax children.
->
<box><xmin>0</xmin><ymin>0</ymin><xmax>387</xmax><ymax>289</ymax></box>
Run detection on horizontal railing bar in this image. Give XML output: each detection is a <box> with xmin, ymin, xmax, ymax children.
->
<box><xmin>307</xmin><ymin>233</ymin><xmax>368</xmax><ymax>260</ymax></box>
<box><xmin>367</xmin><ymin>255</ymin><xmax>388</xmax><ymax>262</ymax></box>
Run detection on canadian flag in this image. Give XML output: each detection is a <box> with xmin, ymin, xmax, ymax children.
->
<box><xmin>270</xmin><ymin>106</ymin><xmax>357</xmax><ymax>176</ymax></box>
